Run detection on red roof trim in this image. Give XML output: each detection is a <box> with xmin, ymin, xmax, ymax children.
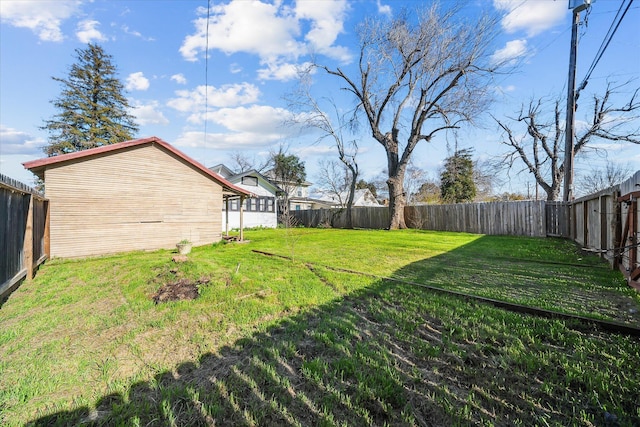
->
<box><xmin>23</xmin><ymin>136</ymin><xmax>251</xmax><ymax>197</ymax></box>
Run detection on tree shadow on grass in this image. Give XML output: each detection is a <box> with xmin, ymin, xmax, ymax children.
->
<box><xmin>28</xmin><ymin>236</ymin><xmax>640</xmax><ymax>426</ymax></box>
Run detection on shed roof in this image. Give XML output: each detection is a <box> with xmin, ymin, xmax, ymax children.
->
<box><xmin>23</xmin><ymin>136</ymin><xmax>251</xmax><ymax>197</ymax></box>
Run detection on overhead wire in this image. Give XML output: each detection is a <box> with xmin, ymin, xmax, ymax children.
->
<box><xmin>204</xmin><ymin>0</ymin><xmax>211</xmax><ymax>145</ymax></box>
<box><xmin>576</xmin><ymin>0</ymin><xmax>635</xmax><ymax>100</ymax></box>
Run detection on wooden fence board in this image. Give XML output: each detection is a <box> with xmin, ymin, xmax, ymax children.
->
<box><xmin>294</xmin><ymin>201</ymin><xmax>553</xmax><ymax>237</ymax></box>
<box><xmin>1</xmin><ymin>174</ymin><xmax>49</xmax><ymax>300</ymax></box>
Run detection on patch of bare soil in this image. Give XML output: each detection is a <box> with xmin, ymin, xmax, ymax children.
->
<box><xmin>152</xmin><ymin>277</ymin><xmax>210</xmax><ymax>304</ymax></box>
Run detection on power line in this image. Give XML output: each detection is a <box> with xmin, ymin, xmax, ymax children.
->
<box><xmin>576</xmin><ymin>0</ymin><xmax>634</xmax><ymax>100</ymax></box>
<box><xmin>204</xmin><ymin>0</ymin><xmax>211</xmax><ymax>145</ymax></box>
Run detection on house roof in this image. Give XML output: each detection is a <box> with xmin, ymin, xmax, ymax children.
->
<box><xmin>263</xmin><ymin>168</ymin><xmax>312</xmax><ymax>187</ymax></box>
<box><xmin>229</xmin><ymin>169</ymin><xmax>285</xmax><ymax>195</ymax></box>
<box><xmin>208</xmin><ymin>165</ymin><xmax>285</xmax><ymax>196</ymax></box>
<box><xmin>315</xmin><ymin>189</ymin><xmax>381</xmax><ymax>207</ymax></box>
<box><xmin>209</xmin><ymin>163</ymin><xmax>235</xmax><ymax>179</ymax></box>
<box><xmin>23</xmin><ymin>136</ymin><xmax>251</xmax><ymax>197</ymax></box>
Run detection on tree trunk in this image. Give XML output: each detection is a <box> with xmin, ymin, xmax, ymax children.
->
<box><xmin>387</xmin><ymin>172</ymin><xmax>407</xmax><ymax>229</ymax></box>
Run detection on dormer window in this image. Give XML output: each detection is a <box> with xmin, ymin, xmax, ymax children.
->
<box><xmin>242</xmin><ymin>176</ymin><xmax>258</xmax><ymax>186</ymax></box>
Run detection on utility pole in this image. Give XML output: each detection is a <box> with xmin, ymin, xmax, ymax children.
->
<box><xmin>564</xmin><ymin>0</ymin><xmax>591</xmax><ymax>202</ymax></box>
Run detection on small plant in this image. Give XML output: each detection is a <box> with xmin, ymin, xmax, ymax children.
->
<box><xmin>179</xmin><ymin>239</ymin><xmax>191</xmax><ymax>245</ymax></box>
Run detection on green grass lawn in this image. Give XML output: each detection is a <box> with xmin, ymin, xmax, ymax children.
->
<box><xmin>1</xmin><ymin>228</ymin><xmax>639</xmax><ymax>426</ymax></box>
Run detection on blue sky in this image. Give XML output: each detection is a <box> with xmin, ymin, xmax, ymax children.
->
<box><xmin>1</xmin><ymin>0</ymin><xmax>638</xmax><ymax>195</ymax></box>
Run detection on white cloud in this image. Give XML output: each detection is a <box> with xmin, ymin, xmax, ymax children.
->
<box><xmin>295</xmin><ymin>0</ymin><xmax>351</xmax><ymax>62</ymax></box>
<box><xmin>179</xmin><ymin>0</ymin><xmax>351</xmax><ymax>80</ymax></box>
<box><xmin>491</xmin><ymin>39</ymin><xmax>529</xmax><ymax>65</ymax></box>
<box><xmin>126</xmin><ymin>72</ymin><xmax>150</xmax><ymax>91</ymax></box>
<box><xmin>229</xmin><ymin>63</ymin><xmax>243</xmax><ymax>74</ymax></box>
<box><xmin>130</xmin><ymin>101</ymin><xmax>169</xmax><ymax>126</ymax></box>
<box><xmin>493</xmin><ymin>0</ymin><xmax>566</xmax><ymax>36</ymax></box>
<box><xmin>174</xmin><ymin>105</ymin><xmax>305</xmax><ymax>149</ymax></box>
<box><xmin>76</xmin><ymin>19</ymin><xmax>107</xmax><ymax>43</ymax></box>
<box><xmin>180</xmin><ymin>1</ymin><xmax>301</xmax><ymax>62</ymax></box>
<box><xmin>0</xmin><ymin>0</ymin><xmax>81</xmax><ymax>42</ymax></box>
<box><xmin>257</xmin><ymin>61</ymin><xmax>313</xmax><ymax>81</ymax></box>
<box><xmin>121</xmin><ymin>24</ymin><xmax>154</xmax><ymax>41</ymax></box>
<box><xmin>167</xmin><ymin>83</ymin><xmax>261</xmax><ymax>122</ymax></box>
<box><xmin>377</xmin><ymin>0</ymin><xmax>392</xmax><ymax>16</ymax></box>
<box><xmin>170</xmin><ymin>73</ymin><xmax>187</xmax><ymax>85</ymax></box>
<box><xmin>496</xmin><ymin>84</ymin><xmax>517</xmax><ymax>94</ymax></box>
<box><xmin>0</xmin><ymin>125</ymin><xmax>44</xmax><ymax>155</ymax></box>
<box><xmin>207</xmin><ymin>105</ymin><xmax>293</xmax><ymax>133</ymax></box>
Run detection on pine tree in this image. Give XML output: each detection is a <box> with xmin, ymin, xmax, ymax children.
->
<box><xmin>41</xmin><ymin>43</ymin><xmax>138</xmax><ymax>156</ymax></box>
<box><xmin>440</xmin><ymin>148</ymin><xmax>476</xmax><ymax>203</ymax></box>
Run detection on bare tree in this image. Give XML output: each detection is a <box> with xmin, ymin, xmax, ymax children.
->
<box><xmin>228</xmin><ymin>151</ymin><xmax>269</xmax><ymax>174</ymax></box>
<box><xmin>473</xmin><ymin>159</ymin><xmax>495</xmax><ymax>202</ymax></box>
<box><xmin>287</xmin><ymin>69</ymin><xmax>360</xmax><ymax>228</ymax></box>
<box><xmin>403</xmin><ymin>161</ymin><xmax>428</xmax><ymax>206</ymax></box>
<box><xmin>319</xmin><ymin>3</ymin><xmax>502</xmax><ymax>228</ymax></box>
<box><xmin>316</xmin><ymin>159</ymin><xmax>351</xmax><ymax>206</ymax></box>
<box><xmin>495</xmin><ymin>82</ymin><xmax>640</xmax><ymax>201</ymax></box>
<box><xmin>577</xmin><ymin>162</ymin><xmax>634</xmax><ymax>196</ymax></box>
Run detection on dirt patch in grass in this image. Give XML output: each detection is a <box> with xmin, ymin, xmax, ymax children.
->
<box><xmin>152</xmin><ymin>277</ymin><xmax>210</xmax><ymax>304</ymax></box>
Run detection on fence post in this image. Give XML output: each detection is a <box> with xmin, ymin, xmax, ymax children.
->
<box><xmin>44</xmin><ymin>200</ymin><xmax>50</xmax><ymax>259</ymax></box>
<box><xmin>23</xmin><ymin>195</ymin><xmax>34</xmax><ymax>280</ymax></box>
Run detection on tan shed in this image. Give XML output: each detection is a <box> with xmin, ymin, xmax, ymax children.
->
<box><xmin>23</xmin><ymin>136</ymin><xmax>250</xmax><ymax>258</ymax></box>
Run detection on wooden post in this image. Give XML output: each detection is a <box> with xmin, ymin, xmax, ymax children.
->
<box><xmin>600</xmin><ymin>195</ymin><xmax>607</xmax><ymax>260</ymax></box>
<box><xmin>613</xmin><ymin>191</ymin><xmax>622</xmax><ymax>270</ymax></box>
<box><xmin>23</xmin><ymin>195</ymin><xmax>34</xmax><ymax>280</ymax></box>
<box><xmin>43</xmin><ymin>199</ymin><xmax>50</xmax><ymax>259</ymax></box>
<box><xmin>239</xmin><ymin>196</ymin><xmax>245</xmax><ymax>242</ymax></box>
<box><xmin>225</xmin><ymin>196</ymin><xmax>229</xmax><ymax>237</ymax></box>
<box><xmin>583</xmin><ymin>200</ymin><xmax>589</xmax><ymax>248</ymax></box>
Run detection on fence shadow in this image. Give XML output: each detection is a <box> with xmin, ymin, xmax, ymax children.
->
<box><xmin>27</xmin><ymin>236</ymin><xmax>638</xmax><ymax>426</ymax></box>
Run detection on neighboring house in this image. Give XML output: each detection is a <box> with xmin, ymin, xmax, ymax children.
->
<box><xmin>23</xmin><ymin>136</ymin><xmax>250</xmax><ymax>258</ymax></box>
<box><xmin>262</xmin><ymin>169</ymin><xmax>316</xmax><ymax>212</ymax></box>
<box><xmin>209</xmin><ymin>164</ymin><xmax>282</xmax><ymax>229</ymax></box>
<box><xmin>317</xmin><ymin>189</ymin><xmax>381</xmax><ymax>208</ymax></box>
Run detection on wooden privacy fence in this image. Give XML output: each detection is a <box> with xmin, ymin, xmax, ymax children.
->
<box><xmin>1</xmin><ymin>174</ymin><xmax>49</xmax><ymax>300</ymax></box>
<box><xmin>292</xmin><ymin>201</ymin><xmax>568</xmax><ymax>238</ymax></box>
<box><xmin>570</xmin><ymin>171</ymin><xmax>640</xmax><ymax>287</ymax></box>
<box><xmin>292</xmin><ymin>206</ymin><xmax>390</xmax><ymax>230</ymax></box>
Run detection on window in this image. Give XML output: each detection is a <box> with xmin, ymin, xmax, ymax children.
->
<box><xmin>259</xmin><ymin>198</ymin><xmax>265</xmax><ymax>211</ymax></box>
<box><xmin>297</xmin><ymin>189</ymin><xmax>302</xmax><ymax>197</ymax></box>
<box><xmin>241</xmin><ymin>176</ymin><xmax>258</xmax><ymax>186</ymax></box>
<box><xmin>230</xmin><ymin>200</ymin><xmax>238</xmax><ymax>211</ymax></box>
<box><xmin>295</xmin><ymin>204</ymin><xmax>301</xmax><ymax>211</ymax></box>
<box><xmin>267</xmin><ymin>198</ymin><xmax>274</xmax><ymax>212</ymax></box>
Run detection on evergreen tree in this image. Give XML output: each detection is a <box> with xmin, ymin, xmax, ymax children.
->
<box><xmin>440</xmin><ymin>148</ymin><xmax>476</xmax><ymax>203</ymax></box>
<box><xmin>41</xmin><ymin>43</ymin><xmax>138</xmax><ymax>156</ymax></box>
<box><xmin>355</xmin><ymin>179</ymin><xmax>377</xmax><ymax>199</ymax></box>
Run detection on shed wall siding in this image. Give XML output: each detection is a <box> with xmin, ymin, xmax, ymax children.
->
<box><xmin>45</xmin><ymin>145</ymin><xmax>222</xmax><ymax>258</ymax></box>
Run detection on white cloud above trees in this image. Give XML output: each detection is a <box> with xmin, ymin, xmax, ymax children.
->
<box><xmin>493</xmin><ymin>0</ymin><xmax>566</xmax><ymax>36</ymax></box>
<box><xmin>167</xmin><ymin>83</ymin><xmax>261</xmax><ymax>123</ymax></box>
<box><xmin>179</xmin><ymin>0</ymin><xmax>350</xmax><ymax>81</ymax></box>
<box><xmin>130</xmin><ymin>101</ymin><xmax>169</xmax><ymax>126</ymax></box>
<box><xmin>0</xmin><ymin>125</ymin><xmax>44</xmax><ymax>155</ymax></box>
<box><xmin>76</xmin><ymin>19</ymin><xmax>107</xmax><ymax>43</ymax></box>
<box><xmin>0</xmin><ymin>0</ymin><xmax>81</xmax><ymax>42</ymax></box>
<box><xmin>126</xmin><ymin>72</ymin><xmax>150</xmax><ymax>91</ymax></box>
<box><xmin>170</xmin><ymin>74</ymin><xmax>187</xmax><ymax>85</ymax></box>
<box><xmin>491</xmin><ymin>39</ymin><xmax>529</xmax><ymax>65</ymax></box>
